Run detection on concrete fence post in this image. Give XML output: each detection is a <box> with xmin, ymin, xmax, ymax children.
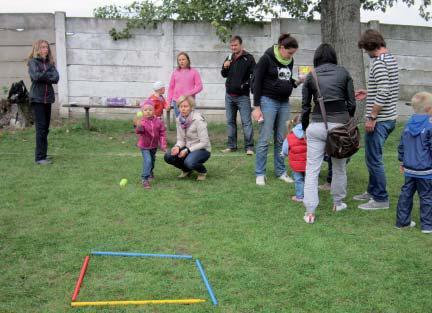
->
<box><xmin>271</xmin><ymin>18</ymin><xmax>281</xmax><ymax>44</ymax></box>
<box><xmin>161</xmin><ymin>20</ymin><xmax>174</xmax><ymax>129</ymax></box>
<box><xmin>367</xmin><ymin>20</ymin><xmax>381</xmax><ymax>31</ymax></box>
<box><xmin>55</xmin><ymin>11</ymin><xmax>69</xmax><ymax>118</ymax></box>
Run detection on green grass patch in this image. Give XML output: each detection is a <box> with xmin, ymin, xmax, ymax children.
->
<box><xmin>1</xmin><ymin>118</ymin><xmax>431</xmax><ymax>313</ymax></box>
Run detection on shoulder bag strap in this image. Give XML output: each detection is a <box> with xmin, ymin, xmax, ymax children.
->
<box><xmin>311</xmin><ymin>69</ymin><xmax>328</xmax><ymax>130</ymax></box>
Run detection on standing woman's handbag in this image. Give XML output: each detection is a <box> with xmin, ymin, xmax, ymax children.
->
<box><xmin>311</xmin><ymin>69</ymin><xmax>361</xmax><ymax>159</ymax></box>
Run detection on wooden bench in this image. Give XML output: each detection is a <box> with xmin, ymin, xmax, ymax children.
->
<box><xmin>63</xmin><ymin>104</ymin><xmax>229</xmax><ymax>130</ymax></box>
<box><xmin>63</xmin><ymin>103</ymin><xmax>140</xmax><ymax>129</ymax></box>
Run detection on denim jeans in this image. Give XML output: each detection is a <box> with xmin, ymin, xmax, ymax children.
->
<box><xmin>32</xmin><ymin>102</ymin><xmax>52</xmax><ymax>161</ymax></box>
<box><xmin>171</xmin><ymin>100</ymin><xmax>180</xmax><ymax>118</ymax></box>
<box><xmin>255</xmin><ymin>96</ymin><xmax>290</xmax><ymax>177</ymax></box>
<box><xmin>303</xmin><ymin>123</ymin><xmax>348</xmax><ymax>214</ymax></box>
<box><xmin>225</xmin><ymin>93</ymin><xmax>254</xmax><ymax>151</ymax></box>
<box><xmin>396</xmin><ymin>176</ymin><xmax>432</xmax><ymax>231</ymax></box>
<box><xmin>164</xmin><ymin>149</ymin><xmax>210</xmax><ymax>173</ymax></box>
<box><xmin>141</xmin><ymin>148</ymin><xmax>157</xmax><ymax>180</ymax></box>
<box><xmin>365</xmin><ymin>120</ymin><xmax>396</xmax><ymax>202</ymax></box>
<box><xmin>293</xmin><ymin>171</ymin><xmax>305</xmax><ymax>199</ymax></box>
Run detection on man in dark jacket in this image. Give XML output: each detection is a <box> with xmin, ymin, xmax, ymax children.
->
<box><xmin>221</xmin><ymin>35</ymin><xmax>255</xmax><ymax>155</ymax></box>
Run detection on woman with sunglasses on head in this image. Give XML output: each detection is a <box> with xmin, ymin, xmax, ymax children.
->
<box><xmin>27</xmin><ymin>39</ymin><xmax>59</xmax><ymax>165</ymax></box>
<box><xmin>252</xmin><ymin>33</ymin><xmax>305</xmax><ymax>186</ymax></box>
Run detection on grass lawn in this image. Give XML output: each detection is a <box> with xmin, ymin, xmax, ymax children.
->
<box><xmin>0</xmin><ymin>119</ymin><xmax>431</xmax><ymax>313</ymax></box>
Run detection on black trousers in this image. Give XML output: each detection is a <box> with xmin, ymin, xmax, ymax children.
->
<box><xmin>32</xmin><ymin>102</ymin><xmax>52</xmax><ymax>161</ymax></box>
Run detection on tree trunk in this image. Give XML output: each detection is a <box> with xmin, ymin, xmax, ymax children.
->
<box><xmin>320</xmin><ymin>0</ymin><xmax>366</xmax><ymax>119</ymax></box>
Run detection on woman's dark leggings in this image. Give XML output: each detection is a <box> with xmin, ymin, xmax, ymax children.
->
<box><xmin>32</xmin><ymin>102</ymin><xmax>52</xmax><ymax>161</ymax></box>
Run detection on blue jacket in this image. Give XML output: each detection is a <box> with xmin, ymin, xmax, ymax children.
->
<box><xmin>398</xmin><ymin>114</ymin><xmax>432</xmax><ymax>179</ymax></box>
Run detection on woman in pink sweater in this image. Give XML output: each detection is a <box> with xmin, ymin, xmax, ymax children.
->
<box><xmin>167</xmin><ymin>52</ymin><xmax>203</xmax><ymax>117</ymax></box>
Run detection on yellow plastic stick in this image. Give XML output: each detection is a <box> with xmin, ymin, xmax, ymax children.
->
<box><xmin>71</xmin><ymin>299</ymin><xmax>206</xmax><ymax>307</ymax></box>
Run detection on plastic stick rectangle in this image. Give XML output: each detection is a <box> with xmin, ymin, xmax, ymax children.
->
<box><xmin>91</xmin><ymin>251</ymin><xmax>193</xmax><ymax>259</ymax></box>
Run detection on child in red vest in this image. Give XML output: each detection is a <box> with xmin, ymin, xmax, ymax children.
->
<box><xmin>282</xmin><ymin>115</ymin><xmax>307</xmax><ymax>202</ymax></box>
<box><xmin>145</xmin><ymin>81</ymin><xmax>170</xmax><ymax>118</ymax></box>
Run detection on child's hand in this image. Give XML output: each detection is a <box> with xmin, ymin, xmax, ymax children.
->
<box><xmin>399</xmin><ymin>163</ymin><xmax>404</xmax><ymax>174</ymax></box>
<box><xmin>133</xmin><ymin>116</ymin><xmax>141</xmax><ymax>126</ymax></box>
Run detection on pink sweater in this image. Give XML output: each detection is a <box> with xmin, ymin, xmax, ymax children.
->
<box><xmin>167</xmin><ymin>68</ymin><xmax>203</xmax><ymax>103</ymax></box>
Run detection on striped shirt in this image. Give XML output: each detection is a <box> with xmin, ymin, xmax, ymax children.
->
<box><xmin>366</xmin><ymin>53</ymin><xmax>399</xmax><ymax>121</ymax></box>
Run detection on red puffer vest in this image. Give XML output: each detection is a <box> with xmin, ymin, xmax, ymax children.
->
<box><xmin>287</xmin><ymin>132</ymin><xmax>307</xmax><ymax>173</ymax></box>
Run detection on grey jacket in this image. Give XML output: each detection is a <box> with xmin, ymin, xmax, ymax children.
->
<box><xmin>175</xmin><ymin>111</ymin><xmax>211</xmax><ymax>152</ymax></box>
<box><xmin>301</xmin><ymin>63</ymin><xmax>356</xmax><ymax>130</ymax></box>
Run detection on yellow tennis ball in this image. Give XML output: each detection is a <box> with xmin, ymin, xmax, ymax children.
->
<box><xmin>136</xmin><ymin>111</ymin><xmax>143</xmax><ymax>118</ymax></box>
<box><xmin>119</xmin><ymin>178</ymin><xmax>128</xmax><ymax>187</ymax></box>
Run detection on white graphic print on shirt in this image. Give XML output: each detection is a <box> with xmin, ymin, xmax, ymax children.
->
<box><xmin>278</xmin><ymin>67</ymin><xmax>292</xmax><ymax>80</ymax></box>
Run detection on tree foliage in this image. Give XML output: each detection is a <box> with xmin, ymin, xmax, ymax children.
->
<box><xmin>94</xmin><ymin>0</ymin><xmax>431</xmax><ymax>41</ymax></box>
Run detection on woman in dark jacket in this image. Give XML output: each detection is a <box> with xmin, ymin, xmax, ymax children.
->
<box><xmin>252</xmin><ymin>33</ymin><xmax>304</xmax><ymax>186</ymax></box>
<box><xmin>301</xmin><ymin>43</ymin><xmax>356</xmax><ymax>224</ymax></box>
<box><xmin>27</xmin><ymin>40</ymin><xmax>59</xmax><ymax>164</ymax></box>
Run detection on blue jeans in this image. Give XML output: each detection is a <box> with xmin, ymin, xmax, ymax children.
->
<box><xmin>164</xmin><ymin>149</ymin><xmax>211</xmax><ymax>173</ymax></box>
<box><xmin>255</xmin><ymin>96</ymin><xmax>290</xmax><ymax>177</ymax></box>
<box><xmin>396</xmin><ymin>176</ymin><xmax>432</xmax><ymax>231</ymax></box>
<box><xmin>293</xmin><ymin>171</ymin><xmax>305</xmax><ymax>199</ymax></box>
<box><xmin>141</xmin><ymin>148</ymin><xmax>157</xmax><ymax>180</ymax></box>
<box><xmin>365</xmin><ymin>120</ymin><xmax>396</xmax><ymax>202</ymax></box>
<box><xmin>171</xmin><ymin>100</ymin><xmax>180</xmax><ymax>118</ymax></box>
<box><xmin>225</xmin><ymin>93</ymin><xmax>254</xmax><ymax>151</ymax></box>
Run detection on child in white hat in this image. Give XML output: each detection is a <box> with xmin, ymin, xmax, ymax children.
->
<box><xmin>143</xmin><ymin>81</ymin><xmax>169</xmax><ymax>118</ymax></box>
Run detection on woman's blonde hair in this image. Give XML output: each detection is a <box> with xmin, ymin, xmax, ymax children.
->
<box><xmin>411</xmin><ymin>92</ymin><xmax>432</xmax><ymax>113</ymax></box>
<box><xmin>286</xmin><ymin>114</ymin><xmax>301</xmax><ymax>133</ymax></box>
<box><xmin>176</xmin><ymin>51</ymin><xmax>191</xmax><ymax>69</ymax></box>
<box><xmin>177</xmin><ymin>95</ymin><xmax>196</xmax><ymax>109</ymax></box>
<box><xmin>28</xmin><ymin>40</ymin><xmax>55</xmax><ymax>64</ymax></box>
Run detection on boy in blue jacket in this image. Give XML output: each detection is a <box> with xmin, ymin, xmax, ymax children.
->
<box><xmin>396</xmin><ymin>92</ymin><xmax>432</xmax><ymax>234</ymax></box>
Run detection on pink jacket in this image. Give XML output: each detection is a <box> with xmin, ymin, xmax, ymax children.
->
<box><xmin>167</xmin><ymin>68</ymin><xmax>203</xmax><ymax>103</ymax></box>
<box><xmin>135</xmin><ymin>117</ymin><xmax>167</xmax><ymax>150</ymax></box>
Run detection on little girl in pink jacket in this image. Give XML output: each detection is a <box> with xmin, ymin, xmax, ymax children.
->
<box><xmin>135</xmin><ymin>100</ymin><xmax>167</xmax><ymax>189</ymax></box>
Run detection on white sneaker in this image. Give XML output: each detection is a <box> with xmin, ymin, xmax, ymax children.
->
<box><xmin>421</xmin><ymin>229</ymin><xmax>432</xmax><ymax>234</ymax></box>
<box><xmin>395</xmin><ymin>221</ymin><xmax>416</xmax><ymax>229</ymax></box>
<box><xmin>333</xmin><ymin>202</ymin><xmax>347</xmax><ymax>212</ymax></box>
<box><xmin>256</xmin><ymin>175</ymin><xmax>266</xmax><ymax>186</ymax></box>
<box><xmin>303</xmin><ymin>213</ymin><xmax>315</xmax><ymax>224</ymax></box>
<box><xmin>277</xmin><ymin>173</ymin><xmax>294</xmax><ymax>183</ymax></box>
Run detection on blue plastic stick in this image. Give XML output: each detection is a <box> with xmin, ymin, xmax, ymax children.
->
<box><xmin>195</xmin><ymin>259</ymin><xmax>218</xmax><ymax>306</ymax></box>
<box><xmin>91</xmin><ymin>251</ymin><xmax>193</xmax><ymax>259</ymax></box>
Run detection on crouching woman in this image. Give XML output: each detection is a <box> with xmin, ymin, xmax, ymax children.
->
<box><xmin>164</xmin><ymin>95</ymin><xmax>211</xmax><ymax>180</ymax></box>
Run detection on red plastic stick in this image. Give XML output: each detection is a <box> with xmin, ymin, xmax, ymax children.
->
<box><xmin>72</xmin><ymin>256</ymin><xmax>90</xmax><ymax>301</ymax></box>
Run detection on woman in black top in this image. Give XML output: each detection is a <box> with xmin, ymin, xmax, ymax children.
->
<box><xmin>301</xmin><ymin>43</ymin><xmax>356</xmax><ymax>224</ymax></box>
<box><xmin>27</xmin><ymin>40</ymin><xmax>59</xmax><ymax>164</ymax></box>
<box><xmin>252</xmin><ymin>33</ymin><xmax>304</xmax><ymax>186</ymax></box>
